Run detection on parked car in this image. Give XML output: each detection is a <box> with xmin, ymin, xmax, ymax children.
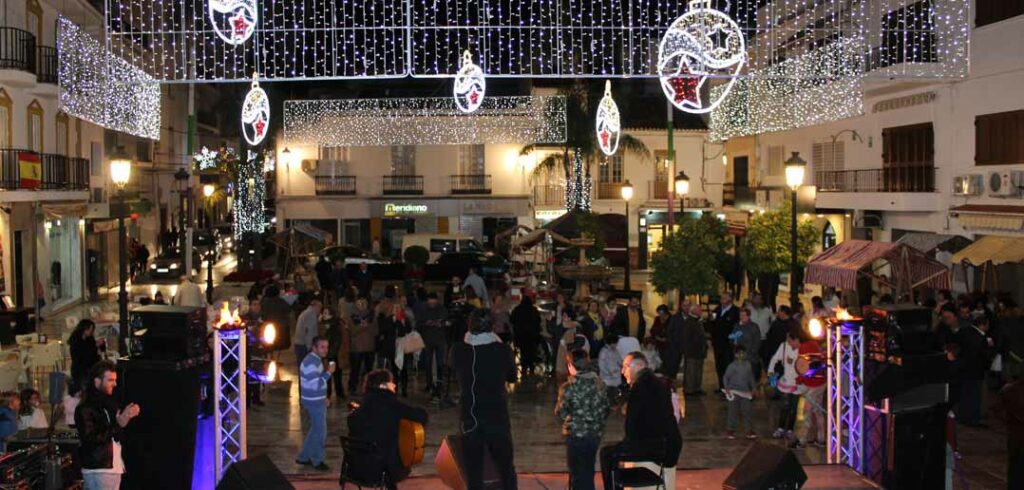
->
<box><xmin>149</xmin><ymin>245</ymin><xmax>212</xmax><ymax>280</ymax></box>
<box><xmin>194</xmin><ymin>230</ymin><xmax>220</xmax><ymax>260</ymax></box>
<box><xmin>427</xmin><ymin>251</ymin><xmax>508</xmax><ymax>281</ymax></box>
<box><xmin>314</xmin><ymin>245</ymin><xmax>390</xmax><ymax>265</ymax></box>
<box><xmin>214</xmin><ymin>224</ymin><xmax>235</xmax><ymax>253</ymax></box>
<box><xmin>401</xmin><ymin>234</ymin><xmax>484</xmax><ymax>263</ymax></box>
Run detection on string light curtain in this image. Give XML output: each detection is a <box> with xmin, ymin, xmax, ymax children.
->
<box><xmin>58</xmin><ymin>16</ymin><xmax>161</xmax><ymax>139</ymax></box>
<box><xmin>283</xmin><ymin>96</ymin><xmax>566</xmax><ymax>146</ymax></box>
<box><xmin>103</xmin><ymin>0</ymin><xmax>968</xmax><ymax>82</ymax></box>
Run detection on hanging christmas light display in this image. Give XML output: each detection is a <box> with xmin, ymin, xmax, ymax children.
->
<box><xmin>234</xmin><ymin>151</ymin><xmax>266</xmax><ymax>240</ymax></box>
<box><xmin>209</xmin><ymin>0</ymin><xmax>258</xmax><ymax>45</ymax></box>
<box><xmin>103</xmin><ymin>0</ymin><xmax>967</xmax><ymax>82</ymax></box>
<box><xmin>566</xmin><ymin>152</ymin><xmax>592</xmax><ymax>211</ymax></box>
<box><xmin>658</xmin><ymin>0</ymin><xmax>746</xmax><ymax>114</ymax></box>
<box><xmin>595</xmin><ymin>80</ymin><xmax>621</xmax><ymax>156</ymax></box>
<box><xmin>284</xmin><ymin>96</ymin><xmax>566</xmax><ymax>146</ymax></box>
<box><xmin>241</xmin><ymin>73</ymin><xmax>270</xmax><ymax>146</ymax></box>
<box><xmin>57</xmin><ymin>16</ymin><xmax>161</xmax><ymax>140</ymax></box>
<box><xmin>453</xmin><ymin>50</ymin><xmax>486</xmax><ymax>113</ymax></box>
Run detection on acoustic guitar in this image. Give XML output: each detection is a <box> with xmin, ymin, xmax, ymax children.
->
<box><xmin>398</xmin><ymin>419</ymin><xmax>425</xmax><ymax>468</ymax></box>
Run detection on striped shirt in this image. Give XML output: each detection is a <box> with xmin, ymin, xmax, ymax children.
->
<box><xmin>300</xmin><ymin>352</ymin><xmax>331</xmax><ymax>401</ymax></box>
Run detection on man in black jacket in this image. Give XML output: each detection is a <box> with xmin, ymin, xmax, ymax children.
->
<box><xmin>955</xmin><ymin>316</ymin><xmax>991</xmax><ymax>426</ymax></box>
<box><xmin>75</xmin><ymin>361</ymin><xmax>140</xmax><ymax>490</ymax></box>
<box><xmin>346</xmin><ymin>369</ymin><xmax>429</xmax><ymax>489</ymax></box>
<box><xmin>511</xmin><ymin>295</ymin><xmax>542</xmax><ymax>377</ymax></box>
<box><xmin>600</xmin><ymin>352</ymin><xmax>682</xmax><ymax>490</ymax></box>
<box><xmin>453</xmin><ymin>309</ymin><xmax>517</xmax><ymax>490</ymax></box>
<box><xmin>416</xmin><ymin>293</ymin><xmax>449</xmax><ymax>397</ymax></box>
<box><xmin>711</xmin><ymin>293</ymin><xmax>740</xmax><ymax>390</ymax></box>
<box><xmin>762</xmin><ymin>305</ymin><xmax>796</xmax><ymax>369</ymax></box>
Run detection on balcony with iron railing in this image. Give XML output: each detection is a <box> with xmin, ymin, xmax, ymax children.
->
<box><xmin>450</xmin><ymin>174</ymin><xmax>492</xmax><ymax>195</ymax></box>
<box><xmin>0</xmin><ymin>27</ymin><xmax>36</xmax><ymax>75</ymax></box>
<box><xmin>533</xmin><ymin>184</ymin><xmax>566</xmax><ymax>206</ymax></box>
<box><xmin>36</xmin><ymin>46</ymin><xmax>57</xmax><ymax>84</ymax></box>
<box><xmin>315</xmin><ymin>175</ymin><xmax>357</xmax><ymax>195</ymax></box>
<box><xmin>815</xmin><ymin>164</ymin><xmax>936</xmax><ymax>193</ymax></box>
<box><xmin>0</xmin><ymin>149</ymin><xmax>89</xmax><ymax>191</ymax></box>
<box><xmin>382</xmin><ymin>175</ymin><xmax>423</xmax><ymax>195</ymax></box>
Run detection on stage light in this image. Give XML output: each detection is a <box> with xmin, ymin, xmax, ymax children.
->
<box><xmin>809</xmin><ymin>318</ymin><xmax>824</xmax><ymax>339</ymax></box>
<box><xmin>261</xmin><ymin>323</ymin><xmax>277</xmax><ymax>346</ymax></box>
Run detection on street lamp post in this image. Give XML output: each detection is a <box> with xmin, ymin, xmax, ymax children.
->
<box><xmin>620</xmin><ymin>180</ymin><xmax>634</xmax><ymax>291</ymax></box>
<box><xmin>785</xmin><ymin>151</ymin><xmax>807</xmax><ymax>309</ymax></box>
<box><xmin>203</xmin><ymin>184</ymin><xmax>216</xmax><ymax>304</ymax></box>
<box><xmin>110</xmin><ymin>146</ymin><xmax>132</xmax><ymax>350</ymax></box>
<box><xmin>674</xmin><ymin>171</ymin><xmax>690</xmax><ymax>224</ymax></box>
<box><xmin>174</xmin><ymin>168</ymin><xmax>190</xmax><ymax>252</ymax></box>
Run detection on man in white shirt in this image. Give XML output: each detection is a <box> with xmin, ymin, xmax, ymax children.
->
<box><xmin>172</xmin><ymin>275</ymin><xmax>207</xmax><ymax>308</ymax></box>
<box><xmin>294</xmin><ymin>300</ymin><xmax>323</xmax><ymax>367</ymax></box>
<box><xmin>748</xmin><ymin>293</ymin><xmax>773</xmax><ymax>340</ymax></box>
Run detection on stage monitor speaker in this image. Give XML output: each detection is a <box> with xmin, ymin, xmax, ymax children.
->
<box><xmin>117</xmin><ymin>359</ymin><xmax>201</xmax><ymax>490</ymax></box>
<box><xmin>435</xmin><ymin>434</ymin><xmax>502</xmax><ymax>490</ymax></box>
<box><xmin>723</xmin><ymin>441</ymin><xmax>807</xmax><ymax>490</ymax></box>
<box><xmin>129</xmin><ymin>305</ymin><xmax>207</xmax><ymax>360</ymax></box>
<box><xmin>217</xmin><ymin>454</ymin><xmax>294</xmax><ymax>490</ymax></box>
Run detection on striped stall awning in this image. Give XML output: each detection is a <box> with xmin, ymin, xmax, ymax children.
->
<box><xmin>805</xmin><ymin>239</ymin><xmax>950</xmax><ymax>290</ymax></box>
<box><xmin>951</xmin><ymin>204</ymin><xmax>1024</xmax><ymax>232</ymax></box>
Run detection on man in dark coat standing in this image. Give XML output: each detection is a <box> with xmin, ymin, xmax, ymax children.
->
<box><xmin>599</xmin><ymin>352</ymin><xmax>681</xmax><ymax>490</ymax></box>
<box><xmin>711</xmin><ymin>293</ymin><xmax>740</xmax><ymax>390</ymax></box>
<box><xmin>347</xmin><ymin>369</ymin><xmax>428</xmax><ymax>488</ymax></box>
<box><xmin>661</xmin><ymin>307</ymin><xmax>686</xmax><ymax>382</ymax></box>
<box><xmin>954</xmin><ymin>316</ymin><xmax>991</xmax><ymax>426</ymax></box>
<box><xmin>510</xmin><ymin>295</ymin><xmax>543</xmax><ymax>377</ymax></box>
<box><xmin>260</xmin><ymin>284</ymin><xmax>293</xmax><ymax>351</ymax></box>
<box><xmin>681</xmin><ymin>304</ymin><xmax>708</xmax><ymax>395</ymax></box>
<box><xmin>453</xmin><ymin>310</ymin><xmax>517</xmax><ymax>490</ymax></box>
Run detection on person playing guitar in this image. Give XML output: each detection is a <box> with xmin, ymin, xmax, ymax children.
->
<box><xmin>347</xmin><ymin>369</ymin><xmax>428</xmax><ymax>489</ymax></box>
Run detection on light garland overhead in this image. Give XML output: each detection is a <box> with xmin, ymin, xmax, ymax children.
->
<box><xmin>453</xmin><ymin>50</ymin><xmax>485</xmax><ymax>114</ymax></box>
<box><xmin>234</xmin><ymin>150</ymin><xmax>266</xmax><ymax>240</ymax></box>
<box><xmin>240</xmin><ymin>73</ymin><xmax>270</xmax><ymax>146</ymax></box>
<box><xmin>595</xmin><ymin>81</ymin><xmax>620</xmax><ymax>156</ymax></box>
<box><xmin>209</xmin><ymin>0</ymin><xmax>257</xmax><ymax>45</ymax></box>
<box><xmin>658</xmin><ymin>0</ymin><xmax>746</xmax><ymax>114</ymax></box>
<box><xmin>284</xmin><ymin>96</ymin><xmax>566</xmax><ymax>146</ymax></box>
<box><xmin>708</xmin><ymin>37</ymin><xmax>864</xmax><ymax>141</ymax></box>
<box><xmin>103</xmin><ymin>0</ymin><xmax>968</xmax><ymax>82</ymax></box>
<box><xmin>57</xmin><ymin>16</ymin><xmax>161</xmax><ymax>140</ymax></box>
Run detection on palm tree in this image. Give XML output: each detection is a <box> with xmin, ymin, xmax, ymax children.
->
<box><xmin>520</xmin><ymin>81</ymin><xmax>651</xmax><ymax>210</ymax></box>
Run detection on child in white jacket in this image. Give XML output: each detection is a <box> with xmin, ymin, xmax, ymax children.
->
<box><xmin>768</xmin><ymin>331</ymin><xmax>804</xmax><ymax>439</ymax></box>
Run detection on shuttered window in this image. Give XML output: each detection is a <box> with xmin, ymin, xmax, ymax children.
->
<box><xmin>976</xmin><ymin>0</ymin><xmax>1024</xmax><ymax>27</ymax></box>
<box><xmin>976</xmin><ymin>110</ymin><xmax>1024</xmax><ymax>166</ymax></box>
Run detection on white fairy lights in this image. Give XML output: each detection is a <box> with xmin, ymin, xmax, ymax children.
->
<box><xmin>453</xmin><ymin>51</ymin><xmax>486</xmax><ymax>113</ymax></box>
<box><xmin>566</xmin><ymin>152</ymin><xmax>591</xmax><ymax>211</ymax></box>
<box><xmin>708</xmin><ymin>38</ymin><xmax>864</xmax><ymax>141</ymax></box>
<box><xmin>57</xmin><ymin>16</ymin><xmax>161</xmax><ymax>140</ymax></box>
<box><xmin>283</xmin><ymin>96</ymin><xmax>566</xmax><ymax>147</ymax></box>
<box><xmin>658</xmin><ymin>0</ymin><xmax>746</xmax><ymax>114</ymax></box>
<box><xmin>209</xmin><ymin>0</ymin><xmax>258</xmax><ymax>45</ymax></box>
<box><xmin>103</xmin><ymin>0</ymin><xmax>968</xmax><ymax>82</ymax></box>
<box><xmin>595</xmin><ymin>81</ymin><xmax>620</xmax><ymax>156</ymax></box>
<box><xmin>240</xmin><ymin>73</ymin><xmax>270</xmax><ymax>146</ymax></box>
<box><xmin>234</xmin><ymin>151</ymin><xmax>266</xmax><ymax>239</ymax></box>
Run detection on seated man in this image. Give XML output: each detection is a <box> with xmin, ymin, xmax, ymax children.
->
<box><xmin>346</xmin><ymin>369</ymin><xmax>429</xmax><ymax>489</ymax></box>
<box><xmin>599</xmin><ymin>352</ymin><xmax>682</xmax><ymax>490</ymax></box>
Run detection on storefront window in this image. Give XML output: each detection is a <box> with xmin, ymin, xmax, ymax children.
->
<box><xmin>45</xmin><ymin>218</ymin><xmax>82</xmax><ymax>310</ymax></box>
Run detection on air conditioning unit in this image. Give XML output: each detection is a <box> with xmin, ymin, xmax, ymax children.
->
<box><xmin>988</xmin><ymin>171</ymin><xmax>1015</xmax><ymax>197</ymax></box>
<box><xmin>301</xmin><ymin>159</ymin><xmax>318</xmax><ymax>173</ymax></box>
<box><xmin>952</xmin><ymin>174</ymin><xmax>983</xmax><ymax>196</ymax></box>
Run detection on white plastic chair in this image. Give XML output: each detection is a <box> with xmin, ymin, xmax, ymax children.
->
<box><xmin>0</xmin><ymin>361</ymin><xmax>20</xmax><ymax>392</ymax></box>
<box><xmin>15</xmin><ymin>334</ymin><xmax>36</xmax><ymax>345</ymax></box>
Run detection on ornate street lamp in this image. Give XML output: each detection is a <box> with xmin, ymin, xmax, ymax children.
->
<box><xmin>785</xmin><ymin>151</ymin><xmax>807</xmax><ymax>309</ymax></box>
<box><xmin>674</xmin><ymin>171</ymin><xmax>690</xmax><ymax>228</ymax></box>
<box><xmin>110</xmin><ymin>146</ymin><xmax>132</xmax><ymax>348</ymax></box>
<box><xmin>620</xmin><ymin>180</ymin><xmax>634</xmax><ymax>291</ymax></box>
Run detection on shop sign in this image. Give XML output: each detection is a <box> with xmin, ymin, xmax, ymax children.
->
<box><xmin>535</xmin><ymin>209</ymin><xmax>567</xmax><ymax>221</ymax></box>
<box><xmin>384</xmin><ymin>203</ymin><xmax>429</xmax><ymax>217</ymax></box>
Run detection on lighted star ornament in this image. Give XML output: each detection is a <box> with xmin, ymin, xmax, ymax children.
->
<box><xmin>209</xmin><ymin>0</ymin><xmax>257</xmax><ymax>45</ymax></box>
<box><xmin>241</xmin><ymin>73</ymin><xmax>269</xmax><ymax>146</ymax></box>
<box><xmin>595</xmin><ymin>80</ymin><xmax>621</xmax><ymax>156</ymax></box>
<box><xmin>453</xmin><ymin>50</ymin><xmax>486</xmax><ymax>113</ymax></box>
<box><xmin>658</xmin><ymin>0</ymin><xmax>746</xmax><ymax>114</ymax></box>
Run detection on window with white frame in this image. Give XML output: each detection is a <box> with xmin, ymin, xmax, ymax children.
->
<box><xmin>0</xmin><ymin>89</ymin><xmax>11</xmax><ymax>148</ymax></box>
<box><xmin>812</xmin><ymin>141</ymin><xmax>845</xmax><ymax>173</ymax></box>
<box><xmin>390</xmin><ymin>145</ymin><xmax>416</xmax><ymax>175</ymax></box>
<box><xmin>56</xmin><ymin>113</ymin><xmax>69</xmax><ymax>156</ymax></box>
<box><xmin>318</xmin><ymin>146</ymin><xmax>349</xmax><ymax>176</ymax></box>
<box><xmin>458</xmin><ymin>145</ymin><xmax>485</xmax><ymax>175</ymax></box>
<box><xmin>767</xmin><ymin>145</ymin><xmax>784</xmax><ymax>176</ymax></box>
<box><xmin>27</xmin><ymin>100</ymin><xmax>43</xmax><ymax>152</ymax></box>
<box><xmin>599</xmin><ymin>155</ymin><xmax>623</xmax><ymax>183</ymax></box>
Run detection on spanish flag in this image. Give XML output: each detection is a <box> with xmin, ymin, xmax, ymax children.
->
<box><xmin>18</xmin><ymin>152</ymin><xmax>41</xmax><ymax>190</ymax></box>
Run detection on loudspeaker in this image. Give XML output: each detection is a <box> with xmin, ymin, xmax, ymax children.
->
<box><xmin>435</xmin><ymin>434</ymin><xmax>502</xmax><ymax>490</ymax></box>
<box><xmin>864</xmin><ymin>405</ymin><xmax>947</xmax><ymax>489</ymax></box>
<box><xmin>217</xmin><ymin>454</ymin><xmax>294</xmax><ymax>490</ymax></box>
<box><xmin>118</xmin><ymin>359</ymin><xmax>201</xmax><ymax>490</ymax></box>
<box><xmin>129</xmin><ymin>305</ymin><xmax>207</xmax><ymax>360</ymax></box>
<box><xmin>723</xmin><ymin>442</ymin><xmax>807</xmax><ymax>490</ymax></box>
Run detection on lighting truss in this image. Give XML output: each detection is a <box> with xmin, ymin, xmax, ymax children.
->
<box><xmin>827</xmin><ymin>318</ymin><xmax>864</xmax><ymax>473</ymax></box>
<box><xmin>214</xmin><ymin>327</ymin><xmax>247</xmax><ymax>481</ymax></box>
<box><xmin>57</xmin><ymin>16</ymin><xmax>161</xmax><ymax>139</ymax></box>
<box><xmin>283</xmin><ymin>96</ymin><xmax>566</xmax><ymax>146</ymax></box>
<box><xmin>708</xmin><ymin>37</ymin><xmax>864</xmax><ymax>141</ymax></box>
<box><xmin>103</xmin><ymin>0</ymin><xmax>969</xmax><ymax>82</ymax></box>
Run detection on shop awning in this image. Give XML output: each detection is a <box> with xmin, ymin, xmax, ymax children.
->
<box><xmin>806</xmin><ymin>239</ymin><xmax>949</xmax><ymax>291</ymax></box>
<box><xmin>950</xmin><ymin>236</ymin><xmax>1024</xmax><ymax>266</ymax></box>
<box><xmin>950</xmin><ymin>204</ymin><xmax>1024</xmax><ymax>232</ymax></box>
<box><xmin>895</xmin><ymin>232</ymin><xmax>971</xmax><ymax>254</ymax></box>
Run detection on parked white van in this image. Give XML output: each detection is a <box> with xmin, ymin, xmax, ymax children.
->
<box><xmin>401</xmin><ymin>234</ymin><xmax>485</xmax><ymax>263</ymax></box>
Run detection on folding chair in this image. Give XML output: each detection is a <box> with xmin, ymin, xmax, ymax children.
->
<box><xmin>339</xmin><ymin>435</ymin><xmax>391</xmax><ymax>489</ymax></box>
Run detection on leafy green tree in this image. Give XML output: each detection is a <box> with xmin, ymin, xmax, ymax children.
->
<box><xmin>650</xmin><ymin>214</ymin><xmax>729</xmax><ymax>298</ymax></box>
<box><xmin>740</xmin><ymin>198</ymin><xmax>818</xmax><ymax>275</ymax></box>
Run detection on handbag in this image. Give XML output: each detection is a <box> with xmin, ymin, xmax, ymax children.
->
<box><xmin>401</xmin><ymin>331</ymin><xmax>426</xmax><ymax>354</ymax></box>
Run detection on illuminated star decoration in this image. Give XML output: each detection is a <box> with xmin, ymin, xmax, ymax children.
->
<box><xmin>453</xmin><ymin>50</ymin><xmax>486</xmax><ymax>114</ymax></box>
<box><xmin>240</xmin><ymin>72</ymin><xmax>270</xmax><ymax>146</ymax></box>
<box><xmin>595</xmin><ymin>80</ymin><xmax>621</xmax><ymax>156</ymax></box>
<box><xmin>209</xmin><ymin>0</ymin><xmax>257</xmax><ymax>45</ymax></box>
<box><xmin>658</xmin><ymin>0</ymin><xmax>746</xmax><ymax>114</ymax></box>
